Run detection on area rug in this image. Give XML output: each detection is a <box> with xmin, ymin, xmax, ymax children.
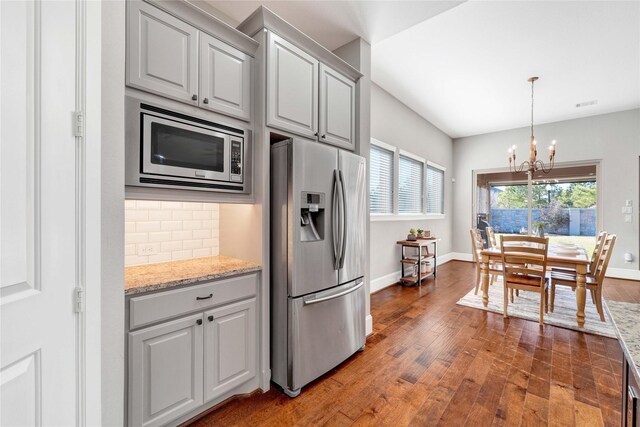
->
<box><xmin>456</xmin><ymin>277</ymin><xmax>616</xmax><ymax>338</ymax></box>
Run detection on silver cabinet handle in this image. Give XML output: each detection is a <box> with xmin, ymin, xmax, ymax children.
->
<box><xmin>203</xmin><ymin>98</ymin><xmax>209</xmax><ymax>104</ymax></box>
<box><xmin>338</xmin><ymin>170</ymin><xmax>347</xmax><ymax>268</ymax></box>
<box><xmin>304</xmin><ymin>281</ymin><xmax>364</xmax><ymax>305</ymax></box>
<box><xmin>196</xmin><ymin>293</ymin><xmax>213</xmax><ymax>300</ymax></box>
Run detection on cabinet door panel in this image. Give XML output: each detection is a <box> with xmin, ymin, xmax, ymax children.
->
<box><xmin>204</xmin><ymin>298</ymin><xmax>256</xmax><ymax>402</ymax></box>
<box><xmin>200</xmin><ymin>33</ymin><xmax>252</xmax><ymax>121</ymax></box>
<box><xmin>127</xmin><ymin>1</ymin><xmax>198</xmax><ymax>104</ymax></box>
<box><xmin>267</xmin><ymin>32</ymin><xmax>318</xmax><ymax>138</ymax></box>
<box><xmin>129</xmin><ymin>314</ymin><xmax>203</xmax><ymax>427</ymax></box>
<box><xmin>319</xmin><ymin>64</ymin><xmax>356</xmax><ymax>150</ymax></box>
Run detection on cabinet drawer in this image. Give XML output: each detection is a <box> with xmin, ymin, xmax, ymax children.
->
<box><xmin>129</xmin><ymin>273</ymin><xmax>258</xmax><ymax>330</ymax></box>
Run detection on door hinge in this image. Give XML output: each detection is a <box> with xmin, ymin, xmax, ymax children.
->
<box><xmin>74</xmin><ymin>287</ymin><xmax>85</xmax><ymax>313</ymax></box>
<box><xmin>73</xmin><ymin>111</ymin><xmax>84</xmax><ymax>138</ymax></box>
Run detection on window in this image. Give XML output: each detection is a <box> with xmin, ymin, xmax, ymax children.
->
<box><xmin>426</xmin><ymin>164</ymin><xmax>445</xmax><ymax>214</ymax></box>
<box><xmin>369</xmin><ymin>143</ymin><xmax>394</xmax><ymax>214</ymax></box>
<box><xmin>398</xmin><ymin>155</ymin><xmax>424</xmax><ymax>213</ymax></box>
<box><xmin>369</xmin><ymin>138</ymin><xmax>445</xmax><ymax>219</ymax></box>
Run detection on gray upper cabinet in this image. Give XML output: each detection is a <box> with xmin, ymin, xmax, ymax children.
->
<box><xmin>127</xmin><ymin>1</ymin><xmax>199</xmax><ymax>105</ymax></box>
<box><xmin>267</xmin><ymin>32</ymin><xmax>319</xmax><ymax>138</ymax></box>
<box><xmin>319</xmin><ymin>64</ymin><xmax>356</xmax><ymax>150</ymax></box>
<box><xmin>128</xmin><ymin>313</ymin><xmax>204</xmax><ymax>427</ymax></box>
<box><xmin>204</xmin><ymin>298</ymin><xmax>257</xmax><ymax>403</ymax></box>
<box><xmin>199</xmin><ymin>33</ymin><xmax>252</xmax><ymax>121</ymax></box>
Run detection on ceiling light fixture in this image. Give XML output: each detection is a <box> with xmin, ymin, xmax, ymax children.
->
<box><xmin>508</xmin><ymin>76</ymin><xmax>556</xmax><ymax>174</ymax></box>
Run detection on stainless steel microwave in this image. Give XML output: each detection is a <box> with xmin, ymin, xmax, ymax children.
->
<box><xmin>125</xmin><ymin>96</ymin><xmax>250</xmax><ymax>193</ymax></box>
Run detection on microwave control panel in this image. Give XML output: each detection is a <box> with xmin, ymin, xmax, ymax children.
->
<box><xmin>230</xmin><ymin>138</ymin><xmax>243</xmax><ymax>182</ymax></box>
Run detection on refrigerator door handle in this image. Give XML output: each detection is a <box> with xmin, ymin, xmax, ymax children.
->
<box><xmin>332</xmin><ymin>169</ymin><xmax>340</xmax><ymax>269</ymax></box>
<box><xmin>338</xmin><ymin>170</ymin><xmax>347</xmax><ymax>269</ymax></box>
<box><xmin>303</xmin><ymin>280</ymin><xmax>364</xmax><ymax>305</ymax></box>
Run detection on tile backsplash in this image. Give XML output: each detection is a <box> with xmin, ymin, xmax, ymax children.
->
<box><xmin>125</xmin><ymin>200</ymin><xmax>219</xmax><ymax>266</ymax></box>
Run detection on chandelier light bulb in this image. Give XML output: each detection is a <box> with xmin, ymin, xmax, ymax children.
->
<box><xmin>512</xmin><ymin>145</ymin><xmax>516</xmax><ymax>150</ymax></box>
<box><xmin>552</xmin><ymin>140</ymin><xmax>556</xmax><ymax>145</ymax></box>
<box><xmin>532</xmin><ymin>140</ymin><xmax>537</xmax><ymax>145</ymax></box>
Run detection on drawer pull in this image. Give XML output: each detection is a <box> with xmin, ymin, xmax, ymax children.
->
<box><xmin>196</xmin><ymin>319</ymin><xmax>203</xmax><ymax>325</ymax></box>
<box><xmin>208</xmin><ymin>315</ymin><xmax>214</xmax><ymax>322</ymax></box>
<box><xmin>196</xmin><ymin>293</ymin><xmax>213</xmax><ymax>300</ymax></box>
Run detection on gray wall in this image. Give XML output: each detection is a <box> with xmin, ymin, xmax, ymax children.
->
<box><xmin>453</xmin><ymin>108</ymin><xmax>640</xmax><ymax>273</ymax></box>
<box><xmin>370</xmin><ymin>83</ymin><xmax>454</xmax><ymax>286</ymax></box>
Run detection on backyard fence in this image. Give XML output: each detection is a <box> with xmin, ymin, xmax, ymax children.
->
<box><xmin>489</xmin><ymin>208</ymin><xmax>596</xmax><ymax>236</ymax></box>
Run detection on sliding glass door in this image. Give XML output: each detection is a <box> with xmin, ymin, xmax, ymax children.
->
<box><xmin>475</xmin><ymin>163</ymin><xmax>599</xmax><ymax>256</ymax></box>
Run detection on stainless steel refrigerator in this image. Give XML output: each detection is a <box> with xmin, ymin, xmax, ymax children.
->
<box><xmin>271</xmin><ymin>138</ymin><xmax>366</xmax><ymax>397</ymax></box>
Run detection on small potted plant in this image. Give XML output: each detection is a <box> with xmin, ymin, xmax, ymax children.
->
<box><xmin>416</xmin><ymin>228</ymin><xmax>425</xmax><ymax>239</ymax></box>
<box><xmin>407</xmin><ymin>228</ymin><xmax>417</xmax><ymax>241</ymax></box>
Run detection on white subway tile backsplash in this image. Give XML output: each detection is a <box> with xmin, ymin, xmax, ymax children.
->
<box><xmin>148</xmin><ymin>209</ymin><xmax>172</xmax><ymax>221</ymax></box>
<box><xmin>125</xmin><ymin>233</ymin><xmax>148</xmax><ymax>244</ymax></box>
<box><xmin>161</xmin><ymin>201</ymin><xmax>183</xmax><ymax>209</ymax></box>
<box><xmin>183</xmin><ymin>239</ymin><xmax>202</xmax><ymax>250</ymax></box>
<box><xmin>136</xmin><ymin>221</ymin><xmax>161</xmax><ymax>233</ymax></box>
<box><xmin>172</xmin><ymin>230</ymin><xmax>193</xmax><ymax>241</ymax></box>
<box><xmin>161</xmin><ymin>221</ymin><xmax>182</xmax><ymax>231</ymax></box>
<box><xmin>125</xmin><ymin>201</ymin><xmax>220</xmax><ymax>266</ymax></box>
<box><xmin>182</xmin><ymin>220</ymin><xmax>202</xmax><ymax>230</ymax></box>
<box><xmin>125</xmin><ymin>209</ymin><xmax>148</xmax><ymax>221</ymax></box>
<box><xmin>192</xmin><ymin>248</ymin><xmax>212</xmax><ymax>258</ymax></box>
<box><xmin>148</xmin><ymin>231</ymin><xmax>172</xmax><ymax>242</ymax></box>
<box><xmin>193</xmin><ymin>210</ymin><xmax>211</xmax><ymax>220</ymax></box>
<box><xmin>161</xmin><ymin>241</ymin><xmax>183</xmax><ymax>252</ymax></box>
<box><xmin>172</xmin><ymin>250</ymin><xmax>193</xmax><ymax>261</ymax></box>
<box><xmin>136</xmin><ymin>200</ymin><xmax>162</xmax><ymax>209</ymax></box>
<box><xmin>192</xmin><ymin>229</ymin><xmax>212</xmax><ymax>239</ymax></box>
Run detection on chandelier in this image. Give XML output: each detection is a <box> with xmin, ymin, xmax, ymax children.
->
<box><xmin>508</xmin><ymin>76</ymin><xmax>556</xmax><ymax>174</ymax></box>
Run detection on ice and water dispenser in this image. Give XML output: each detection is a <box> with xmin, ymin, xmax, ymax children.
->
<box><xmin>300</xmin><ymin>192</ymin><xmax>325</xmax><ymax>242</ymax></box>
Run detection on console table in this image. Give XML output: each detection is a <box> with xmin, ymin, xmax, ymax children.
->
<box><xmin>396</xmin><ymin>238</ymin><xmax>438</xmax><ymax>286</ymax></box>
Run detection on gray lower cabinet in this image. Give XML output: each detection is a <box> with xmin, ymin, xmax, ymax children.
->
<box><xmin>319</xmin><ymin>64</ymin><xmax>356</xmax><ymax>150</ymax></box>
<box><xmin>204</xmin><ymin>298</ymin><xmax>257</xmax><ymax>402</ymax></box>
<box><xmin>127</xmin><ymin>1</ymin><xmax>199</xmax><ymax>105</ymax></box>
<box><xmin>128</xmin><ymin>313</ymin><xmax>204</xmax><ymax>427</ymax></box>
<box><xmin>199</xmin><ymin>33</ymin><xmax>252</xmax><ymax>121</ymax></box>
<box><xmin>127</xmin><ymin>273</ymin><xmax>259</xmax><ymax>426</ymax></box>
<box><xmin>267</xmin><ymin>31</ymin><xmax>319</xmax><ymax>138</ymax></box>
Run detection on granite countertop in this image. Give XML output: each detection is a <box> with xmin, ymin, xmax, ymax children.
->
<box><xmin>125</xmin><ymin>255</ymin><xmax>261</xmax><ymax>296</ymax></box>
<box><xmin>605</xmin><ymin>300</ymin><xmax>640</xmax><ymax>383</ymax></box>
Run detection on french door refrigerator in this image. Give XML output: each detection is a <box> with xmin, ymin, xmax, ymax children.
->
<box><xmin>271</xmin><ymin>138</ymin><xmax>366</xmax><ymax>397</ymax></box>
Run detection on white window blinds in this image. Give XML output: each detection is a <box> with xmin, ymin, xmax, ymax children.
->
<box><xmin>427</xmin><ymin>165</ymin><xmax>444</xmax><ymax>214</ymax></box>
<box><xmin>369</xmin><ymin>144</ymin><xmax>394</xmax><ymax>214</ymax></box>
<box><xmin>398</xmin><ymin>155</ymin><xmax>423</xmax><ymax>213</ymax></box>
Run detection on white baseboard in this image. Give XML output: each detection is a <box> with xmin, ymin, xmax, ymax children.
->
<box><xmin>607</xmin><ymin>267</ymin><xmax>640</xmax><ymax>281</ymax></box>
<box><xmin>370</xmin><ymin>270</ymin><xmax>401</xmax><ymax>293</ymax></box>
<box><xmin>366</xmin><ymin>314</ymin><xmax>373</xmax><ymax>336</ymax></box>
<box><xmin>449</xmin><ymin>252</ymin><xmax>474</xmax><ymax>262</ymax></box>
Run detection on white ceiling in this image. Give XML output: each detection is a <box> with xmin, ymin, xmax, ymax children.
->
<box><xmin>203</xmin><ymin>1</ymin><xmax>640</xmax><ymax>139</ymax></box>
<box><xmin>200</xmin><ymin>1</ymin><xmax>463</xmax><ymax>51</ymax></box>
<box><xmin>372</xmin><ymin>0</ymin><xmax>640</xmax><ymax>138</ymax></box>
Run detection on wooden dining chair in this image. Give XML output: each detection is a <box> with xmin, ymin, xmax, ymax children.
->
<box><xmin>486</xmin><ymin>226</ymin><xmax>498</xmax><ymax>249</ymax></box>
<box><xmin>552</xmin><ymin>230</ymin><xmax>607</xmax><ymax>275</ymax></box>
<box><xmin>500</xmin><ymin>235</ymin><xmax>550</xmax><ymax>325</ymax></box>
<box><xmin>550</xmin><ymin>234</ymin><xmax>616</xmax><ymax>321</ymax></box>
<box><xmin>470</xmin><ymin>228</ymin><xmax>502</xmax><ymax>295</ymax></box>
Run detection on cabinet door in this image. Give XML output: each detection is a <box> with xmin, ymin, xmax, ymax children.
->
<box><xmin>199</xmin><ymin>33</ymin><xmax>252</xmax><ymax>121</ymax></box>
<box><xmin>267</xmin><ymin>32</ymin><xmax>318</xmax><ymax>138</ymax></box>
<box><xmin>319</xmin><ymin>64</ymin><xmax>356</xmax><ymax>150</ymax></box>
<box><xmin>128</xmin><ymin>314</ymin><xmax>204</xmax><ymax>427</ymax></box>
<box><xmin>127</xmin><ymin>1</ymin><xmax>198</xmax><ymax>104</ymax></box>
<box><xmin>204</xmin><ymin>298</ymin><xmax>257</xmax><ymax>402</ymax></box>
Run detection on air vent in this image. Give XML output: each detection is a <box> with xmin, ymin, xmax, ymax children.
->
<box><xmin>576</xmin><ymin>99</ymin><xmax>598</xmax><ymax>108</ymax></box>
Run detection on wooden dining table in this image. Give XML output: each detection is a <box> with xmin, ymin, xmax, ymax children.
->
<box><xmin>480</xmin><ymin>243</ymin><xmax>590</xmax><ymax>327</ymax></box>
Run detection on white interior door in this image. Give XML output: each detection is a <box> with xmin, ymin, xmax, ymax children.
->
<box><xmin>1</xmin><ymin>1</ymin><xmax>79</xmax><ymax>425</ymax></box>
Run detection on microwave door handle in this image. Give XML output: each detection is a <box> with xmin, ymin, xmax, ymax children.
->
<box><xmin>332</xmin><ymin>170</ymin><xmax>340</xmax><ymax>270</ymax></box>
<box><xmin>338</xmin><ymin>170</ymin><xmax>347</xmax><ymax>269</ymax></box>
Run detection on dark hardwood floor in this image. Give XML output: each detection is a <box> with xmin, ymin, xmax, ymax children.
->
<box><xmin>188</xmin><ymin>260</ymin><xmax>639</xmax><ymax>427</ymax></box>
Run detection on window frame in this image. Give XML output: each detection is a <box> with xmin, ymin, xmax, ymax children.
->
<box><xmin>426</xmin><ymin>161</ymin><xmax>446</xmax><ymax>215</ymax></box>
<box><xmin>369</xmin><ymin>138</ymin><xmax>446</xmax><ymax>222</ymax></box>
